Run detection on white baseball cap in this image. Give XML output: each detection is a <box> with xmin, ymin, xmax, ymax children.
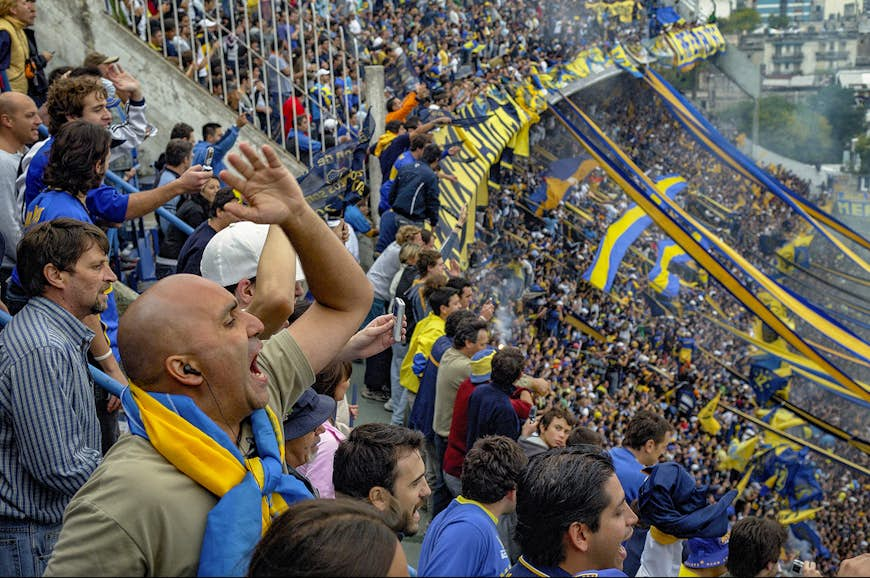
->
<box><xmin>201</xmin><ymin>221</ymin><xmax>305</xmax><ymax>288</ymax></box>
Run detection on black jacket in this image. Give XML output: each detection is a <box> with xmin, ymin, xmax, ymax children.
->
<box><xmin>388</xmin><ymin>161</ymin><xmax>440</xmax><ymax>227</ymax></box>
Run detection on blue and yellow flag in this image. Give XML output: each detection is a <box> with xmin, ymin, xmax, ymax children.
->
<box><xmin>610</xmin><ymin>43</ymin><xmax>642</xmax><ymax>78</ymax></box>
<box><xmin>721</xmin><ymin>435</ymin><xmax>760</xmax><ymax>473</ymax></box>
<box><xmin>678</xmin><ymin>335</ymin><xmax>695</xmax><ymax>364</ymax></box>
<box><xmin>649</xmin><ymin>238</ymin><xmax>692</xmax><ymax>298</ymax></box>
<box><xmin>698</xmin><ymin>392</ymin><xmax>721</xmax><ymax>435</ymax></box>
<box><xmin>748</xmin><ymin>354</ymin><xmax>791</xmax><ymax>406</ymax></box>
<box><xmin>528</xmin><ymin>156</ymin><xmax>598</xmax><ymax>216</ymax></box>
<box><xmin>583</xmin><ymin>175</ymin><xmax>687</xmax><ymax>292</ymax></box>
<box><xmin>792</xmin><ymin>520</ymin><xmax>831</xmax><ymax>558</ymax></box>
<box><xmin>776</xmin><ymin>231</ymin><xmax>814</xmax><ymax>274</ymax></box>
<box><xmin>644</xmin><ymin>67</ymin><xmax>870</xmax><ymax>266</ymax></box>
<box><xmin>550</xmin><ymin>98</ymin><xmax>870</xmax><ymax>402</ymax></box>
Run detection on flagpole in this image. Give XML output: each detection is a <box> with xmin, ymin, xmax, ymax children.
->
<box><xmin>718</xmin><ymin>401</ymin><xmax>870</xmax><ymax>476</ymax></box>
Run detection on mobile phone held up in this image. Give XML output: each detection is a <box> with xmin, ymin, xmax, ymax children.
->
<box><xmin>391</xmin><ymin>297</ymin><xmax>405</xmax><ymax>345</ymax></box>
<box><xmin>203</xmin><ymin>146</ymin><xmax>215</xmax><ymax>172</ymax></box>
<box><xmin>528</xmin><ymin>404</ymin><xmax>537</xmax><ymax>422</ymax></box>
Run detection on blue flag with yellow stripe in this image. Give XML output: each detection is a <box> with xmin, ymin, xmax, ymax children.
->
<box><xmin>528</xmin><ymin>156</ymin><xmax>598</xmax><ymax>216</ymax></box>
<box><xmin>583</xmin><ymin>175</ymin><xmax>687</xmax><ymax>292</ymax></box>
<box><xmin>649</xmin><ymin>238</ymin><xmax>691</xmax><ymax>298</ymax></box>
<box><xmin>551</xmin><ymin>96</ymin><xmax>870</xmax><ymax>403</ymax></box>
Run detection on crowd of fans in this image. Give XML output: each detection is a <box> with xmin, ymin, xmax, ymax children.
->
<box><xmin>0</xmin><ymin>0</ymin><xmax>866</xmax><ymax>576</ymax></box>
<box><xmin>113</xmin><ymin>0</ymin><xmax>650</xmax><ymax>162</ymax></box>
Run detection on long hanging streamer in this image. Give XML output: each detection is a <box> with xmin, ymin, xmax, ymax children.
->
<box><xmin>558</xmin><ymin>93</ymin><xmax>870</xmax><ymax>366</ymax></box>
<box><xmin>550</xmin><ymin>97</ymin><xmax>870</xmax><ymax>401</ymax></box>
<box><xmin>644</xmin><ymin>68</ymin><xmax>870</xmax><ymax>267</ymax></box>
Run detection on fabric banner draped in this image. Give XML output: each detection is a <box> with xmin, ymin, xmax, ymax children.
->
<box><xmin>552</xmin><ymin>93</ymin><xmax>870</xmax><ymax>401</ymax></box>
<box><xmin>583</xmin><ymin>175</ymin><xmax>687</xmax><ymax>292</ymax></box>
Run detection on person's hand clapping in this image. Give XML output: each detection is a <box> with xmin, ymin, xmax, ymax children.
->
<box><xmin>221</xmin><ymin>143</ymin><xmax>305</xmax><ymax>225</ymax></box>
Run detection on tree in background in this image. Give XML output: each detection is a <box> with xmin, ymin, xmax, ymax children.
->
<box><xmin>717</xmin><ymin>8</ymin><xmax>761</xmax><ymax>34</ymax></box>
<box><xmin>806</xmin><ymin>85</ymin><xmax>865</xmax><ymax>156</ymax></box>
<box><xmin>723</xmin><ymin>87</ymin><xmax>865</xmax><ymax>165</ymax></box>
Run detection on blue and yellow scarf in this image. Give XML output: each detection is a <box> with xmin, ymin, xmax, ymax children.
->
<box><xmin>121</xmin><ymin>384</ymin><xmax>313</xmax><ymax>576</ymax></box>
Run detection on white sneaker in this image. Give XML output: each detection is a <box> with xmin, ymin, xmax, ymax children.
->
<box><xmin>384</xmin><ymin>400</ymin><xmax>393</xmax><ymax>412</ymax></box>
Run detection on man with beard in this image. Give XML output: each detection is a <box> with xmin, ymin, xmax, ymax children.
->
<box><xmin>0</xmin><ymin>219</ymin><xmax>115</xmax><ymax>576</ymax></box>
<box><xmin>333</xmin><ymin>423</ymin><xmax>430</xmax><ymax>572</ymax></box>
<box><xmin>508</xmin><ymin>447</ymin><xmax>638</xmax><ymax>577</ymax></box>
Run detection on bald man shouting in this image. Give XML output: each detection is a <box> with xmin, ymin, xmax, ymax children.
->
<box><xmin>45</xmin><ymin>144</ymin><xmax>375</xmax><ymax>577</ymax></box>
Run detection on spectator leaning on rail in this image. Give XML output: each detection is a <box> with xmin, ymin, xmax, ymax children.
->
<box><xmin>388</xmin><ymin>142</ymin><xmax>443</xmax><ymax>230</ymax></box>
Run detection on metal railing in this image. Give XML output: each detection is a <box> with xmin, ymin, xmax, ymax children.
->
<box><xmin>104</xmin><ymin>0</ymin><xmax>367</xmax><ymax>168</ymax></box>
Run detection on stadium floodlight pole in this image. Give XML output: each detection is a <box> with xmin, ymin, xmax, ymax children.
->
<box><xmin>298</xmin><ymin>6</ymin><xmax>313</xmax><ymax>166</ymax></box>
<box><xmin>283</xmin><ymin>1</ymin><xmax>300</xmax><ymax>161</ymax></box>
<box><xmin>339</xmin><ymin>27</ymin><xmax>352</xmax><ymax>133</ymax></box>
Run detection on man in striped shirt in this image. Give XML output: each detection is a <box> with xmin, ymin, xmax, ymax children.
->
<box><xmin>0</xmin><ymin>219</ymin><xmax>115</xmax><ymax>577</ymax></box>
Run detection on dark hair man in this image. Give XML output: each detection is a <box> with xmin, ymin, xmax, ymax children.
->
<box><xmin>333</xmin><ymin>423</ymin><xmax>431</xmax><ymax>542</ymax></box>
<box><xmin>192</xmin><ymin>114</ymin><xmax>247</xmax><ymax>181</ymax></box>
<box><xmin>509</xmin><ymin>447</ymin><xmax>638</xmax><ymax>577</ymax></box>
<box><xmin>0</xmin><ymin>219</ymin><xmax>114</xmax><ymax>576</ymax></box>
<box><xmin>466</xmin><ymin>346</ymin><xmax>525</xmax><ymax>449</ymax></box>
<box><xmin>519</xmin><ymin>407</ymin><xmax>577</xmax><ymax>458</ymax></box>
<box><xmin>15</xmin><ymin>120</ymin><xmax>126</xmax><ymax>451</ymax></box>
<box><xmin>175</xmin><ymin>187</ymin><xmax>239</xmax><ymax>276</ymax></box>
<box><xmin>419</xmin><ymin>436</ymin><xmax>527</xmax><ymax>576</ymax></box>
<box><xmin>609</xmin><ymin>409</ymin><xmax>673</xmax><ymax>576</ymax></box>
<box><xmin>155</xmin><ymin>138</ymin><xmax>195</xmax><ymax>273</ymax></box>
<box><xmin>726</xmin><ymin>517</ymin><xmax>787</xmax><ymax>577</ymax></box>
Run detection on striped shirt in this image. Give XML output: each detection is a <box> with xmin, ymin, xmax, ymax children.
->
<box><xmin>0</xmin><ymin>296</ymin><xmax>101</xmax><ymax>524</ymax></box>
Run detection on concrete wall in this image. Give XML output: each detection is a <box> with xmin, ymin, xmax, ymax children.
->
<box><xmin>35</xmin><ymin>0</ymin><xmax>307</xmax><ymax>177</ymax></box>
<box><xmin>740</xmin><ymin>138</ymin><xmax>828</xmax><ymax>190</ymax></box>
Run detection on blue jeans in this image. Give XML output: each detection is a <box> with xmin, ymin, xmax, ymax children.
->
<box><xmin>390</xmin><ymin>388</ymin><xmax>414</xmax><ymax>426</ymax></box>
<box><xmin>0</xmin><ymin>518</ymin><xmax>61</xmax><ymax>577</ymax></box>
<box><xmin>443</xmin><ymin>470</ymin><xmax>462</xmax><ymax>497</ymax></box>
<box><xmin>431</xmin><ymin>434</ymin><xmax>452</xmax><ymax>517</ymax></box>
<box><xmin>389</xmin><ymin>342</ymin><xmax>408</xmax><ymax>410</ymax></box>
